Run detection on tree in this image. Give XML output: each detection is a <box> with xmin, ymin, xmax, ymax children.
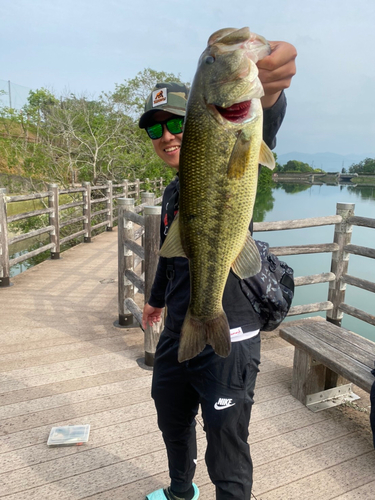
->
<box><xmin>349</xmin><ymin>158</ymin><xmax>375</xmax><ymax>174</ymax></box>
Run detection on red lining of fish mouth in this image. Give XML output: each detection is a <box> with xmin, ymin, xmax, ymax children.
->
<box><xmin>215</xmin><ymin>100</ymin><xmax>251</xmax><ymax>122</ymax></box>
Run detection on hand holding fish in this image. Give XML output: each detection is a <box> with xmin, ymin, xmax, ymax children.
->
<box><xmin>258</xmin><ymin>41</ymin><xmax>297</xmax><ymax>108</ymax></box>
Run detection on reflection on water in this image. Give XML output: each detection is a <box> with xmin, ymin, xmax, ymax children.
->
<box><xmin>255</xmin><ymin>182</ymin><xmax>375</xmax><ymax>342</ymax></box>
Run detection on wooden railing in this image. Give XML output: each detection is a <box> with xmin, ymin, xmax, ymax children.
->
<box><xmin>117</xmin><ymin>194</ymin><xmax>163</xmax><ymax>366</ymax></box>
<box><xmin>117</xmin><ymin>201</ymin><xmax>375</xmax><ymax>365</ymax></box>
<box><xmin>0</xmin><ymin>178</ymin><xmax>164</xmax><ymax>287</ymax></box>
<box><xmin>254</xmin><ymin>202</ymin><xmax>375</xmax><ymax>327</ymax></box>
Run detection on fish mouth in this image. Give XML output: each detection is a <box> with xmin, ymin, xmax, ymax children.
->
<box><xmin>215</xmin><ymin>100</ymin><xmax>252</xmax><ymax>123</ymax></box>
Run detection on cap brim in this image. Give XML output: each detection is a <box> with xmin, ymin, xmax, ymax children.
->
<box><xmin>139</xmin><ymin>107</ymin><xmax>186</xmax><ymax>129</ymax></box>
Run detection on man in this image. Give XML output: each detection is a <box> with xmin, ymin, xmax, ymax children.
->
<box><xmin>140</xmin><ymin>40</ymin><xmax>297</xmax><ymax>500</ymax></box>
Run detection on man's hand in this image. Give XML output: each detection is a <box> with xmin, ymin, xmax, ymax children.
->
<box><xmin>258</xmin><ymin>41</ymin><xmax>297</xmax><ymax>109</ymax></box>
<box><xmin>142</xmin><ymin>303</ymin><xmax>163</xmax><ymax>330</ymax></box>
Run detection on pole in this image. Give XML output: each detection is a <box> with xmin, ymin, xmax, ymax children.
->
<box><xmin>48</xmin><ymin>184</ymin><xmax>60</xmax><ymax>259</ymax></box>
<box><xmin>143</xmin><ymin>205</ymin><xmax>163</xmax><ymax>366</ymax></box>
<box><xmin>0</xmin><ymin>189</ymin><xmax>10</xmax><ymax>287</ymax></box>
<box><xmin>117</xmin><ymin>198</ymin><xmax>135</xmax><ymax>326</ymax></box>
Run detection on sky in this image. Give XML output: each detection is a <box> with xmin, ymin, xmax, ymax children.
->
<box><xmin>1</xmin><ymin>0</ymin><xmax>375</xmax><ymax>157</ymax></box>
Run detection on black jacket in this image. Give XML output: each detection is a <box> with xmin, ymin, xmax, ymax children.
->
<box><xmin>148</xmin><ymin>92</ymin><xmax>287</xmax><ymax>339</ymax></box>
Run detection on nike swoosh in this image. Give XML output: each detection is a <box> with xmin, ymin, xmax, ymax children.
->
<box><xmin>214</xmin><ymin>403</ymin><xmax>236</xmax><ymax>410</ymax></box>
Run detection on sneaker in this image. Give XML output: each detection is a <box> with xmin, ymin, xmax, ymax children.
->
<box><xmin>145</xmin><ymin>483</ymin><xmax>199</xmax><ymax>500</ymax></box>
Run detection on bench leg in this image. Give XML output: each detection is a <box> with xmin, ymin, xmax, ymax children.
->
<box><xmin>324</xmin><ymin>368</ymin><xmax>348</xmax><ymax>390</ymax></box>
<box><xmin>291</xmin><ymin>348</ymin><xmax>327</xmax><ymax>405</ymax></box>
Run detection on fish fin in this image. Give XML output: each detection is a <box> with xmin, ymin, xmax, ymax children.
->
<box><xmin>178</xmin><ymin>310</ymin><xmax>207</xmax><ymax>362</ymax></box>
<box><xmin>231</xmin><ymin>231</ymin><xmax>261</xmax><ymax>278</ymax></box>
<box><xmin>227</xmin><ymin>132</ymin><xmax>252</xmax><ymax>179</ymax></box>
<box><xmin>205</xmin><ymin>311</ymin><xmax>231</xmax><ymax>358</ymax></box>
<box><xmin>259</xmin><ymin>140</ymin><xmax>275</xmax><ymax>170</ymax></box>
<box><xmin>208</xmin><ymin>28</ymin><xmax>237</xmax><ymax>46</ymax></box>
<box><xmin>159</xmin><ymin>213</ymin><xmax>187</xmax><ymax>258</ymax></box>
<box><xmin>178</xmin><ymin>310</ymin><xmax>231</xmax><ymax>362</ymax></box>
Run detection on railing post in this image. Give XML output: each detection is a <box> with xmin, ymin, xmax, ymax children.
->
<box><xmin>48</xmin><ymin>183</ymin><xmax>60</xmax><ymax>259</ymax></box>
<box><xmin>82</xmin><ymin>182</ymin><xmax>92</xmax><ymax>243</ymax></box>
<box><xmin>144</xmin><ymin>205</ymin><xmax>163</xmax><ymax>366</ymax></box>
<box><xmin>106</xmin><ymin>180</ymin><xmax>113</xmax><ymax>231</ymax></box>
<box><xmin>136</xmin><ymin>179</ymin><xmax>140</xmax><ymax>201</ymax></box>
<box><xmin>123</xmin><ymin>180</ymin><xmax>128</xmax><ymax>198</ymax></box>
<box><xmin>140</xmin><ymin>192</ymin><xmax>155</xmax><ymax>276</ymax></box>
<box><xmin>141</xmin><ymin>192</ymin><xmax>155</xmax><ymax>206</ymax></box>
<box><xmin>327</xmin><ymin>202</ymin><xmax>355</xmax><ymax>327</ymax></box>
<box><xmin>0</xmin><ymin>188</ymin><xmax>11</xmax><ymax>287</ymax></box>
<box><xmin>117</xmin><ymin>198</ymin><xmax>135</xmax><ymax>326</ymax></box>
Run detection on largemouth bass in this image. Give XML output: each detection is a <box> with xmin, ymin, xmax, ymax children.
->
<box><xmin>160</xmin><ymin>27</ymin><xmax>275</xmax><ymax>362</ymax></box>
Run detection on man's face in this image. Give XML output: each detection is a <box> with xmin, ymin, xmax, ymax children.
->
<box><xmin>148</xmin><ymin>111</ymin><xmax>183</xmax><ymax>171</ymax></box>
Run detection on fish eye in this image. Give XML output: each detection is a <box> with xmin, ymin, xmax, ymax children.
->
<box><xmin>205</xmin><ymin>56</ymin><xmax>215</xmax><ymax>64</ymax></box>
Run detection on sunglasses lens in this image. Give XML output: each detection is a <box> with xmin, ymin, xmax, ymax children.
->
<box><xmin>146</xmin><ymin>123</ymin><xmax>163</xmax><ymax>140</ymax></box>
<box><xmin>146</xmin><ymin>117</ymin><xmax>184</xmax><ymax>139</ymax></box>
<box><xmin>166</xmin><ymin>117</ymin><xmax>184</xmax><ymax>135</ymax></box>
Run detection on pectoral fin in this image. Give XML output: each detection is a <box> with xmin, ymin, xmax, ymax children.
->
<box><xmin>159</xmin><ymin>213</ymin><xmax>187</xmax><ymax>258</ymax></box>
<box><xmin>259</xmin><ymin>140</ymin><xmax>275</xmax><ymax>170</ymax></box>
<box><xmin>231</xmin><ymin>231</ymin><xmax>261</xmax><ymax>278</ymax></box>
<box><xmin>227</xmin><ymin>132</ymin><xmax>252</xmax><ymax>179</ymax></box>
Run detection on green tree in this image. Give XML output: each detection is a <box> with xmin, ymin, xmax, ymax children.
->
<box><xmin>349</xmin><ymin>158</ymin><xmax>375</xmax><ymax>174</ymax></box>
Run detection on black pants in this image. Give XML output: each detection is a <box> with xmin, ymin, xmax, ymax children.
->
<box><xmin>151</xmin><ymin>332</ymin><xmax>261</xmax><ymax>500</ymax></box>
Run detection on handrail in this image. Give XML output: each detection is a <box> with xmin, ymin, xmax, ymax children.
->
<box><xmin>0</xmin><ymin>177</ymin><xmax>164</xmax><ymax>286</ymax></box>
<box><xmin>117</xmin><ymin>193</ymin><xmax>163</xmax><ymax>366</ymax></box>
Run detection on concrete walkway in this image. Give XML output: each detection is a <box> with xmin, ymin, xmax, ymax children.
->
<box><xmin>0</xmin><ymin>228</ymin><xmax>374</xmax><ymax>499</ymax></box>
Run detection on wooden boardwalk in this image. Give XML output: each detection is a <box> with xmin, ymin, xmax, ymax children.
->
<box><xmin>1</xmin><ymin>228</ymin><xmax>374</xmax><ymax>499</ymax></box>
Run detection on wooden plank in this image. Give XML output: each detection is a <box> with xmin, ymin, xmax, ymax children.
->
<box><xmin>0</xmin><ymin>367</ymin><xmax>149</xmax><ymax>406</ymax></box>
<box><xmin>288</xmin><ymin>301</ymin><xmax>333</xmax><ymax>316</ymax></box>
<box><xmin>270</xmin><ymin>242</ymin><xmax>339</xmax><ymax>256</ymax></box>
<box><xmin>0</xmin><ymin>386</ymin><xmax>153</xmax><ymax>435</ymax></box>
<box><xmin>253</xmin><ymin>214</ymin><xmax>341</xmax><ymax>232</ymax></box>
<box><xmin>339</xmin><ymin>302</ymin><xmax>375</xmax><ymax>326</ymax></box>
<box><xmin>279</xmin><ymin>324</ymin><xmax>374</xmax><ymax>392</ymax></box>
<box><xmin>342</xmin><ymin>273</ymin><xmax>375</xmax><ymax>293</ymax></box>
<box><xmin>345</xmin><ymin>243</ymin><xmax>375</xmax><ymax>259</ymax></box>
<box><xmin>256</xmin><ymin>451</ymin><xmax>375</xmax><ymax>499</ymax></box>
<box><xmin>7</xmin><ymin>207</ymin><xmax>53</xmax><ymax>223</ymax></box>
<box><xmin>253</xmin><ymin>434</ymin><xmax>374</xmax><ymax>496</ymax></box>
<box><xmin>293</xmin><ymin>320</ymin><xmax>375</xmax><ymax>360</ymax></box>
<box><xmin>348</xmin><ymin>215</ymin><xmax>375</xmax><ymax>229</ymax></box>
<box><xmin>124</xmin><ymin>239</ymin><xmax>145</xmax><ymax>259</ymax></box>
<box><xmin>333</xmin><ymin>479</ymin><xmax>375</xmax><ymax>499</ymax></box>
<box><xmin>0</xmin><ymin>376</ymin><xmax>152</xmax><ymax>420</ymax></box>
<box><xmin>0</xmin><ymin>400</ymin><xmax>156</xmax><ymax>454</ymax></box>
<box><xmin>294</xmin><ymin>272</ymin><xmax>336</xmax><ymax>286</ymax></box>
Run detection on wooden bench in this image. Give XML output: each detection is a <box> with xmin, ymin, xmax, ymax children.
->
<box><xmin>279</xmin><ymin>319</ymin><xmax>375</xmax><ymax>411</ymax></box>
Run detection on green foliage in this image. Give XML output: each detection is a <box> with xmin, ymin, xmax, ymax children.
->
<box><xmin>280</xmin><ymin>159</ymin><xmax>316</xmax><ymax>173</ymax></box>
<box><xmin>0</xmin><ymin>68</ymin><xmax>185</xmax><ymax>187</ymax></box>
<box><xmin>349</xmin><ymin>157</ymin><xmax>375</xmax><ymax>174</ymax></box>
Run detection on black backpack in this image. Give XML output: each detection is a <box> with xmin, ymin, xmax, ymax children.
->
<box><xmin>240</xmin><ymin>240</ymin><xmax>294</xmax><ymax>331</ymax></box>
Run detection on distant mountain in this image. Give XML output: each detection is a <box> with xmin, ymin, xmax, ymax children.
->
<box><xmin>276</xmin><ymin>152</ymin><xmax>372</xmax><ymax>171</ymax></box>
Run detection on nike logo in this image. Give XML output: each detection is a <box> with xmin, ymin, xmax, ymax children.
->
<box><xmin>214</xmin><ymin>398</ymin><xmax>236</xmax><ymax>410</ymax></box>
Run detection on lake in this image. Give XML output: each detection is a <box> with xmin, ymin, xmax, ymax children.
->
<box><xmin>254</xmin><ymin>182</ymin><xmax>375</xmax><ymax>342</ymax></box>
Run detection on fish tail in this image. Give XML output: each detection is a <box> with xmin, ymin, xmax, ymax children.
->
<box><xmin>178</xmin><ymin>309</ymin><xmax>231</xmax><ymax>363</ymax></box>
<box><xmin>205</xmin><ymin>311</ymin><xmax>231</xmax><ymax>358</ymax></box>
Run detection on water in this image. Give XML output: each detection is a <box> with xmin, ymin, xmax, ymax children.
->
<box><xmin>254</xmin><ymin>183</ymin><xmax>375</xmax><ymax>342</ymax></box>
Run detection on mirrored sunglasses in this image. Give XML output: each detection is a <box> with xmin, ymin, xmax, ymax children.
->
<box><xmin>146</xmin><ymin>116</ymin><xmax>184</xmax><ymax>140</ymax></box>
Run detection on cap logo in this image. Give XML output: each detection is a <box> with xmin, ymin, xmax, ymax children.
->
<box><xmin>152</xmin><ymin>88</ymin><xmax>168</xmax><ymax>107</ymax></box>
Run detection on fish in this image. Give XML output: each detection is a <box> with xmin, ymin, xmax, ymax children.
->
<box><xmin>160</xmin><ymin>27</ymin><xmax>276</xmax><ymax>362</ymax></box>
